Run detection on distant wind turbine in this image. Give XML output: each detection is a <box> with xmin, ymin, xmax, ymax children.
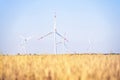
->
<box><xmin>19</xmin><ymin>35</ymin><xmax>32</xmax><ymax>54</ymax></box>
<box><xmin>87</xmin><ymin>39</ymin><xmax>94</xmax><ymax>53</ymax></box>
<box><xmin>38</xmin><ymin>13</ymin><xmax>68</xmax><ymax>54</ymax></box>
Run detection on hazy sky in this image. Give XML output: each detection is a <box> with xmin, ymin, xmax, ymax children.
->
<box><xmin>0</xmin><ymin>0</ymin><xmax>120</xmax><ymax>54</ymax></box>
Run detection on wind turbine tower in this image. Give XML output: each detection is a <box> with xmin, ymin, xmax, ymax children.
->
<box><xmin>54</xmin><ymin>13</ymin><xmax>57</xmax><ymax>54</ymax></box>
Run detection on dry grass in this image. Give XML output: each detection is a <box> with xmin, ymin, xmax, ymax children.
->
<box><xmin>0</xmin><ymin>54</ymin><xmax>120</xmax><ymax>80</ymax></box>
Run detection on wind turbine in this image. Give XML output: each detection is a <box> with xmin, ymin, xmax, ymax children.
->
<box><xmin>19</xmin><ymin>35</ymin><xmax>32</xmax><ymax>54</ymax></box>
<box><xmin>38</xmin><ymin>13</ymin><xmax>68</xmax><ymax>54</ymax></box>
<box><xmin>87</xmin><ymin>39</ymin><xmax>94</xmax><ymax>54</ymax></box>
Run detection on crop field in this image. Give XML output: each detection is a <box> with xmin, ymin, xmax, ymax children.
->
<box><xmin>0</xmin><ymin>54</ymin><xmax>120</xmax><ymax>80</ymax></box>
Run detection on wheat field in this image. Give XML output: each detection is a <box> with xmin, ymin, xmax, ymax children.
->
<box><xmin>0</xmin><ymin>54</ymin><xmax>120</xmax><ymax>80</ymax></box>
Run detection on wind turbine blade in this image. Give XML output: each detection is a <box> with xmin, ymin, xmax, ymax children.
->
<box><xmin>38</xmin><ymin>32</ymin><xmax>53</xmax><ymax>40</ymax></box>
<box><xmin>63</xmin><ymin>32</ymin><xmax>67</xmax><ymax>46</ymax></box>
<box><xmin>56</xmin><ymin>32</ymin><xmax>68</xmax><ymax>42</ymax></box>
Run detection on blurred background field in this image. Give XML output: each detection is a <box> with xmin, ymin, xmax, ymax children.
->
<box><xmin>0</xmin><ymin>54</ymin><xmax>120</xmax><ymax>80</ymax></box>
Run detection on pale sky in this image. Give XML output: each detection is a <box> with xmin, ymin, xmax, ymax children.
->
<box><xmin>0</xmin><ymin>0</ymin><xmax>120</xmax><ymax>54</ymax></box>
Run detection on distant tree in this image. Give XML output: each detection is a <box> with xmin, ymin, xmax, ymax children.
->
<box><xmin>18</xmin><ymin>53</ymin><xmax>20</xmax><ymax>55</ymax></box>
<box><xmin>109</xmin><ymin>53</ymin><xmax>115</xmax><ymax>55</ymax></box>
<box><xmin>34</xmin><ymin>53</ymin><xmax>37</xmax><ymax>55</ymax></box>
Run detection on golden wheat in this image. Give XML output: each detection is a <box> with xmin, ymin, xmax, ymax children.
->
<box><xmin>0</xmin><ymin>54</ymin><xmax>120</xmax><ymax>80</ymax></box>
